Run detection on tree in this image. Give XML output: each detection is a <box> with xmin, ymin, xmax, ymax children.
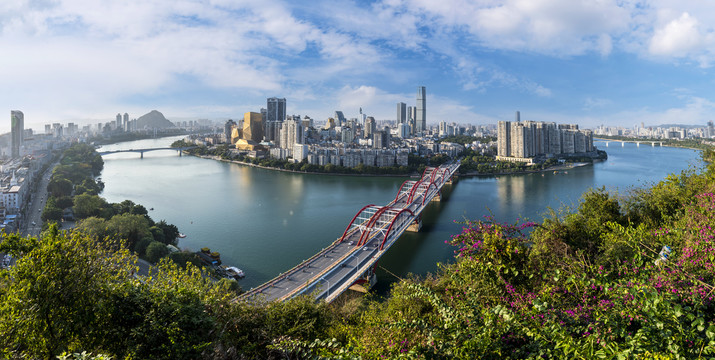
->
<box><xmin>156</xmin><ymin>220</ymin><xmax>180</xmax><ymax>245</ymax></box>
<box><xmin>106</xmin><ymin>213</ymin><xmax>151</xmax><ymax>251</ymax></box>
<box><xmin>48</xmin><ymin>177</ymin><xmax>73</xmax><ymax>198</ymax></box>
<box><xmin>41</xmin><ymin>197</ymin><xmax>63</xmax><ymax>222</ymax></box>
<box><xmin>149</xmin><ymin>226</ymin><xmax>165</xmax><ymax>244</ymax></box>
<box><xmin>0</xmin><ymin>226</ymin><xmax>136</xmax><ymax>358</ymax></box>
<box><xmin>73</xmin><ymin>194</ymin><xmax>107</xmax><ymax>219</ymax></box>
<box><xmin>145</xmin><ymin>241</ymin><xmax>170</xmax><ymax>263</ymax></box>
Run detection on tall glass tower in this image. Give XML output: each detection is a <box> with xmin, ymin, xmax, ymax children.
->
<box><xmin>416</xmin><ymin>86</ymin><xmax>426</xmax><ymax>134</ymax></box>
<box><xmin>266</xmin><ymin>97</ymin><xmax>286</xmax><ymax>142</ymax></box>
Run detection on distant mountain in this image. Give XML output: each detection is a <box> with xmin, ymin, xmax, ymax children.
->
<box><xmin>136</xmin><ymin>110</ymin><xmax>175</xmax><ymax>129</ymax></box>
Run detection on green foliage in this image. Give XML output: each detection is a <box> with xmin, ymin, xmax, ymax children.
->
<box><xmin>41</xmin><ymin>196</ymin><xmax>63</xmax><ymax>222</ymax></box>
<box><xmin>47</xmin><ymin>177</ymin><xmax>73</xmax><ymax>198</ymax></box>
<box><xmin>73</xmin><ymin>194</ymin><xmax>108</xmax><ymax>219</ymax></box>
<box><xmin>439</xmin><ymin>134</ymin><xmax>495</xmax><ymax>145</ymax></box>
<box><xmin>145</xmin><ymin>241</ymin><xmax>169</xmax><ymax>263</ymax></box>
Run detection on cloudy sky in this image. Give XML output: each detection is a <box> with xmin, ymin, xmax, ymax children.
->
<box><xmin>2</xmin><ymin>0</ymin><xmax>715</xmax><ymax>133</ymax></box>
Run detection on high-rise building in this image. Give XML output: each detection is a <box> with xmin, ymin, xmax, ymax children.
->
<box><xmin>708</xmin><ymin>121</ymin><xmax>714</xmax><ymax>138</ymax></box>
<box><xmin>364</xmin><ymin>116</ymin><xmax>376</xmax><ymax>139</ymax></box>
<box><xmin>243</xmin><ymin>112</ymin><xmax>263</xmax><ymax>143</ymax></box>
<box><xmin>334</xmin><ymin>111</ymin><xmax>346</xmax><ymax>126</ymax></box>
<box><xmin>396</xmin><ymin>102</ymin><xmax>407</xmax><ymax>124</ymax></box>
<box><xmin>224</xmin><ymin>119</ymin><xmax>237</xmax><ymax>143</ymax></box>
<box><xmin>497</xmin><ymin>121</ymin><xmax>511</xmax><ymax>157</ymax></box>
<box><xmin>11</xmin><ymin>110</ymin><xmax>24</xmax><ymax>158</ymax></box>
<box><xmin>115</xmin><ymin>113</ymin><xmax>122</xmax><ymax>129</ymax></box>
<box><xmin>279</xmin><ymin>118</ymin><xmax>304</xmax><ymax>150</ymax></box>
<box><xmin>373</xmin><ymin>130</ymin><xmax>389</xmax><ymax>149</ymax></box>
<box><xmin>265</xmin><ymin>97</ymin><xmax>286</xmax><ymax>142</ymax></box>
<box><xmin>45</xmin><ymin>124</ymin><xmax>51</xmax><ymax>134</ymax></box>
<box><xmin>416</xmin><ymin>86</ymin><xmax>426</xmax><ymax>133</ymax></box>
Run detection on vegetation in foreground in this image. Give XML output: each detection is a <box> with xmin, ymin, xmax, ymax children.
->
<box><xmin>1</xmin><ymin>148</ymin><xmax>714</xmax><ymax>359</ymax></box>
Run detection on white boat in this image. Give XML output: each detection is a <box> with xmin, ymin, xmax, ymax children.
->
<box><xmin>177</xmin><ymin>233</ymin><xmax>187</xmax><ymax>238</ymax></box>
<box><xmin>224</xmin><ymin>266</ymin><xmax>245</xmax><ymax>279</ymax></box>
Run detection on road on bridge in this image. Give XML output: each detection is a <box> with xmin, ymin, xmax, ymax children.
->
<box><xmin>242</xmin><ymin>162</ymin><xmax>460</xmax><ymax>303</ymax></box>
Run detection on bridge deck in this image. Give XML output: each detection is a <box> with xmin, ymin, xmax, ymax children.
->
<box><xmin>241</xmin><ymin>162</ymin><xmax>459</xmax><ymax>303</ymax></box>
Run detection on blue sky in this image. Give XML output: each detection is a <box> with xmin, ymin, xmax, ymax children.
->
<box><xmin>2</xmin><ymin>0</ymin><xmax>715</xmax><ymax>133</ymax></box>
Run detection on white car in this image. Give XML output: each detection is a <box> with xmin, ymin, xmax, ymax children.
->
<box><xmin>363</xmin><ymin>246</ymin><xmax>368</xmax><ymax>251</ymax></box>
<box><xmin>31</xmin><ymin>221</ymin><xmax>36</xmax><ymax>225</ymax></box>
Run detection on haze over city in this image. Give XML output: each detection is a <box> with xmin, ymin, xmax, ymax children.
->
<box><xmin>3</xmin><ymin>0</ymin><xmax>715</xmax><ymax>132</ymax></box>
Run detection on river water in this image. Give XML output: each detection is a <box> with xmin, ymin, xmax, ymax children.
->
<box><xmin>98</xmin><ymin>137</ymin><xmax>703</xmax><ymax>291</ymax></box>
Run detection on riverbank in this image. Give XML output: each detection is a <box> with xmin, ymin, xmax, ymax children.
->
<box><xmin>194</xmin><ymin>154</ymin><xmax>414</xmax><ymax>177</ymax></box>
<box><xmin>460</xmin><ymin>161</ymin><xmax>591</xmax><ymax>177</ymax></box>
<box><xmin>190</xmin><ymin>152</ymin><xmax>595</xmax><ymax>179</ymax></box>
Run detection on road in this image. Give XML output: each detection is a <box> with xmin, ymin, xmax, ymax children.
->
<box><xmin>22</xmin><ymin>160</ymin><xmax>59</xmax><ymax>237</ymax></box>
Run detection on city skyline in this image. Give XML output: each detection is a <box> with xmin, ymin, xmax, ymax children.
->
<box><xmin>3</xmin><ymin>1</ymin><xmax>715</xmax><ymax>133</ymax></box>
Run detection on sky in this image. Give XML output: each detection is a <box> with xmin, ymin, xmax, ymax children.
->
<box><xmin>2</xmin><ymin>0</ymin><xmax>715</xmax><ymax>133</ymax></box>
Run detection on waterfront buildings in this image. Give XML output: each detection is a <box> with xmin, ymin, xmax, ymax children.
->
<box><xmin>11</xmin><ymin>111</ymin><xmax>23</xmax><ymax>158</ymax></box>
<box><xmin>497</xmin><ymin>113</ymin><xmax>594</xmax><ymax>163</ymax></box>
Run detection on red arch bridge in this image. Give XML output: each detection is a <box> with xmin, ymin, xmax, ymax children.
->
<box><xmin>240</xmin><ymin>162</ymin><xmax>460</xmax><ymax>303</ymax></box>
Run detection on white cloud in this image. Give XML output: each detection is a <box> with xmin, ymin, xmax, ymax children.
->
<box><xmin>406</xmin><ymin>0</ymin><xmax>632</xmax><ymax>56</ymax></box>
<box><xmin>649</xmin><ymin>12</ymin><xmax>702</xmax><ymax>56</ymax></box>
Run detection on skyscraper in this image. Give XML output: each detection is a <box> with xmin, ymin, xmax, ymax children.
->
<box><xmin>396</xmin><ymin>102</ymin><xmax>407</xmax><ymax>124</ymax></box>
<box><xmin>416</xmin><ymin>86</ymin><xmax>426</xmax><ymax>134</ymax></box>
<box><xmin>334</xmin><ymin>111</ymin><xmax>346</xmax><ymax>126</ymax></box>
<box><xmin>11</xmin><ymin>110</ymin><xmax>24</xmax><ymax>158</ymax></box>
<box><xmin>266</xmin><ymin>97</ymin><xmax>286</xmax><ymax>142</ymax></box>
<box><xmin>116</xmin><ymin>113</ymin><xmax>122</xmax><ymax>129</ymax></box>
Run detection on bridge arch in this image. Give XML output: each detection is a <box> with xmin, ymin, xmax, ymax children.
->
<box><xmin>406</xmin><ymin>180</ymin><xmax>424</xmax><ymax>204</ymax></box>
<box><xmin>379</xmin><ymin>208</ymin><xmax>415</xmax><ymax>250</ymax></box>
<box><xmin>394</xmin><ymin>180</ymin><xmax>417</xmax><ymax>203</ymax></box>
<box><xmin>357</xmin><ymin>205</ymin><xmax>393</xmax><ymax>246</ymax></box>
<box><xmin>339</xmin><ymin>204</ymin><xmax>377</xmax><ymax>243</ymax></box>
<box><xmin>421</xmin><ymin>182</ymin><xmax>440</xmax><ymax>206</ymax></box>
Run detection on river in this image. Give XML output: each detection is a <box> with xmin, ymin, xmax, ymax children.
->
<box><xmin>97</xmin><ymin>137</ymin><xmax>703</xmax><ymax>291</ymax></box>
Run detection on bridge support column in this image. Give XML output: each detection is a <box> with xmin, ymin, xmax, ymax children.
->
<box><xmin>348</xmin><ymin>267</ymin><xmax>377</xmax><ymax>293</ymax></box>
<box><xmin>406</xmin><ymin>216</ymin><xmax>422</xmax><ymax>232</ymax></box>
<box><xmin>431</xmin><ymin>192</ymin><xmax>441</xmax><ymax>202</ymax></box>
<box><xmin>446</xmin><ymin>175</ymin><xmax>457</xmax><ymax>185</ymax></box>
<box><xmin>140</xmin><ymin>152</ymin><xmax>144</xmax><ymax>159</ymax></box>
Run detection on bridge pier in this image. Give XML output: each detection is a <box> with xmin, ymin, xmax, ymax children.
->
<box><xmin>348</xmin><ymin>267</ymin><xmax>377</xmax><ymax>294</ymax></box>
<box><xmin>431</xmin><ymin>191</ymin><xmax>441</xmax><ymax>202</ymax></box>
<box><xmin>446</xmin><ymin>175</ymin><xmax>457</xmax><ymax>185</ymax></box>
<box><xmin>406</xmin><ymin>216</ymin><xmax>422</xmax><ymax>232</ymax></box>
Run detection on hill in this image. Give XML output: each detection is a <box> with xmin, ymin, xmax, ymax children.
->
<box><xmin>136</xmin><ymin>110</ymin><xmax>174</xmax><ymax>129</ymax></box>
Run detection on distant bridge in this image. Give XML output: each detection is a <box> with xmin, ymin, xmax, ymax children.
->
<box><xmin>98</xmin><ymin>146</ymin><xmax>197</xmax><ymax>158</ymax></box>
<box><xmin>240</xmin><ymin>162</ymin><xmax>460</xmax><ymax>304</ymax></box>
